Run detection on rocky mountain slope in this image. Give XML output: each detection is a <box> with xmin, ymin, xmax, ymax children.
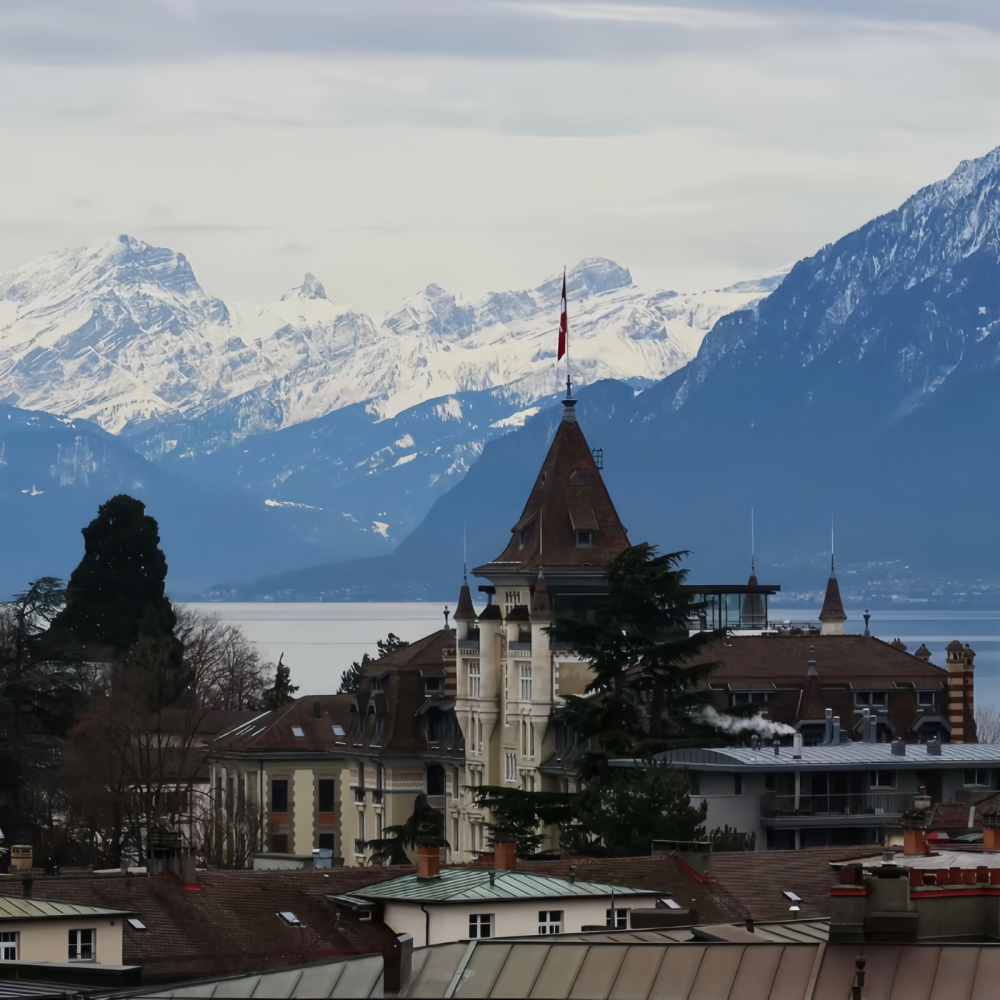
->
<box><xmin>0</xmin><ymin>240</ymin><xmax>777</xmax><ymax>453</ymax></box>
<box><xmin>232</xmin><ymin>146</ymin><xmax>1000</xmax><ymax>605</ymax></box>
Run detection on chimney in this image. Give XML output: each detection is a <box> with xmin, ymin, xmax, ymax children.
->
<box><xmin>946</xmin><ymin>640</ymin><xmax>976</xmax><ymax>743</ymax></box>
<box><xmin>832</xmin><ymin>716</ymin><xmax>841</xmax><ymax>745</ymax></box>
<box><xmin>11</xmin><ymin>845</ymin><xmax>32</xmax><ymax>872</ymax></box>
<box><xmin>903</xmin><ymin>828</ymin><xmax>927</xmax><ymax>856</ymax></box>
<box><xmin>383</xmin><ymin>933</ymin><xmax>413</xmax><ymax>996</ymax></box>
<box><xmin>792</xmin><ymin>732</ymin><xmax>802</xmax><ymax>759</ymax></box>
<box><xmin>891</xmin><ymin>739</ymin><xmax>906</xmax><ymax>756</ymax></box>
<box><xmin>416</xmin><ymin>845</ymin><xmax>440</xmax><ymax>880</ymax></box>
<box><xmin>926</xmin><ymin>737</ymin><xmax>942</xmax><ymax>756</ymax></box>
<box><xmin>984</xmin><ymin>808</ymin><xmax>1000</xmax><ymax>851</ymax></box>
<box><xmin>823</xmin><ymin>708</ymin><xmax>833</xmax><ymax>745</ymax></box>
<box><xmin>21</xmin><ymin>878</ymin><xmax>32</xmax><ymax>899</ymax></box>
<box><xmin>494</xmin><ymin>841</ymin><xmax>517</xmax><ymax>871</ymax></box>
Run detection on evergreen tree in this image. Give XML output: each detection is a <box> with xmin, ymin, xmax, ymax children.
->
<box><xmin>366</xmin><ymin>792</ymin><xmax>447</xmax><ymax>865</ymax></box>
<box><xmin>263</xmin><ymin>654</ymin><xmax>298</xmax><ymax>710</ymax></box>
<box><xmin>47</xmin><ymin>495</ymin><xmax>180</xmax><ymax>665</ymax></box>
<box><xmin>338</xmin><ymin>633</ymin><xmax>410</xmax><ymax>695</ymax></box>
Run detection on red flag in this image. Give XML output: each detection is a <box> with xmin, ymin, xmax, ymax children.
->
<box><xmin>557</xmin><ymin>271</ymin><xmax>567</xmax><ymax>360</ymax></box>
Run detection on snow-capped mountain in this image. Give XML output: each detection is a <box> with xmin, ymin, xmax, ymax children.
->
<box><xmin>0</xmin><ymin>237</ymin><xmax>780</xmax><ymax>450</ymax></box>
<box><xmin>228</xmin><ymin>144</ymin><xmax>1000</xmax><ymax>603</ymax></box>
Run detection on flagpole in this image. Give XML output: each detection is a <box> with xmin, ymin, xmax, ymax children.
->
<box><xmin>564</xmin><ymin>265</ymin><xmax>571</xmax><ymax>400</ymax></box>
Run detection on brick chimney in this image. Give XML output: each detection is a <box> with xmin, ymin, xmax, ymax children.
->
<box><xmin>494</xmin><ymin>841</ymin><xmax>517</xmax><ymax>871</ymax></box>
<box><xmin>416</xmin><ymin>845</ymin><xmax>440</xmax><ymax>879</ymax></box>
<box><xmin>946</xmin><ymin>641</ymin><xmax>976</xmax><ymax>743</ymax></box>
<box><xmin>984</xmin><ymin>807</ymin><xmax>1000</xmax><ymax>851</ymax></box>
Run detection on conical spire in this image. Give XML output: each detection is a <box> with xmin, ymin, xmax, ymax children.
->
<box><xmin>818</xmin><ymin>572</ymin><xmax>847</xmax><ymax>636</ymax></box>
<box><xmin>474</xmin><ymin>411</ymin><xmax>629</xmax><ymax>577</ymax></box>
<box><xmin>453</xmin><ymin>581</ymin><xmax>476</xmax><ymax>622</ymax></box>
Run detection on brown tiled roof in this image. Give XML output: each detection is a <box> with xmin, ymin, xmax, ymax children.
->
<box><xmin>505</xmin><ymin>848</ymin><xmax>850</xmax><ymax>922</ymax></box>
<box><xmin>818</xmin><ymin>574</ymin><xmax>846</xmax><ymax>623</ymax></box>
<box><xmin>701</xmin><ymin>635</ymin><xmax>947</xmax><ymax>687</ymax></box>
<box><xmin>453</xmin><ymin>583</ymin><xmax>476</xmax><ymax>622</ymax></box>
<box><xmin>26</xmin><ymin>867</ymin><xmax>412</xmax><ymax>981</ymax></box>
<box><xmin>212</xmin><ymin>696</ymin><xmax>354</xmax><ymax>753</ymax></box>
<box><xmin>475</xmin><ymin>408</ymin><xmax>629</xmax><ymax>575</ymax></box>
<box><xmin>362</xmin><ymin>629</ymin><xmax>453</xmax><ymax>673</ymax></box>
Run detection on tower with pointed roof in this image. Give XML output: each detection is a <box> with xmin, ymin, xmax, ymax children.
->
<box><xmin>819</xmin><ymin>557</ymin><xmax>848</xmax><ymax>636</ymax></box>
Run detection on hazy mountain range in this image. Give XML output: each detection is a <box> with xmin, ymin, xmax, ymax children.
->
<box><xmin>0</xmin><ymin>248</ymin><xmax>775</xmax><ymax>597</ymax></box>
<box><xmin>5</xmin><ymin>145</ymin><xmax>1000</xmax><ymax>606</ymax></box>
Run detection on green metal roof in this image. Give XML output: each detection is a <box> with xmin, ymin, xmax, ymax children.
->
<box><xmin>0</xmin><ymin>896</ymin><xmax>132</xmax><ymax>921</ymax></box>
<box><xmin>352</xmin><ymin>868</ymin><xmax>661</xmax><ymax>904</ymax></box>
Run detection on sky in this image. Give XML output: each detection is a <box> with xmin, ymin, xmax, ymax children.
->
<box><xmin>3</xmin><ymin>1</ymin><xmax>1000</xmax><ymax>317</ymax></box>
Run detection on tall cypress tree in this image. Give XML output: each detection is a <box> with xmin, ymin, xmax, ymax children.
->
<box><xmin>47</xmin><ymin>495</ymin><xmax>186</xmax><ymax>707</ymax></box>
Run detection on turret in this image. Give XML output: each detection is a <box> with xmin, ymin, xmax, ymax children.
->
<box><xmin>818</xmin><ymin>563</ymin><xmax>847</xmax><ymax>636</ymax></box>
<box><xmin>453</xmin><ymin>581</ymin><xmax>477</xmax><ymax>640</ymax></box>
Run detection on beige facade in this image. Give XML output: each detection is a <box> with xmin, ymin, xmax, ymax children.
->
<box><xmin>0</xmin><ymin>916</ymin><xmax>124</xmax><ymax>965</ymax></box>
<box><xmin>383</xmin><ymin>894</ymin><xmax>658</xmax><ymax>948</ymax></box>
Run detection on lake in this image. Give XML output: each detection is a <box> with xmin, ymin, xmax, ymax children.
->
<box><xmin>183</xmin><ymin>602</ymin><xmax>1000</xmax><ymax>710</ymax></box>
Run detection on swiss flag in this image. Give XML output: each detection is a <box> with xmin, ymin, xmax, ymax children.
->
<box><xmin>558</xmin><ymin>271</ymin><xmax>567</xmax><ymax>360</ymax></box>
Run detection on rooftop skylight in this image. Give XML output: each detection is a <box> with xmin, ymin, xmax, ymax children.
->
<box><xmin>127</xmin><ymin>918</ymin><xmax>146</xmax><ymax>931</ymax></box>
<box><xmin>278</xmin><ymin>912</ymin><xmax>301</xmax><ymax>925</ymax></box>
<box><xmin>783</xmin><ymin>891</ymin><xmax>802</xmax><ymax>903</ymax></box>
<box><xmin>291</xmin><ymin>726</ymin><xmax>305</xmax><ymax>737</ymax></box>
<box><xmin>332</xmin><ymin>724</ymin><xmax>345</xmax><ymax>737</ymax></box>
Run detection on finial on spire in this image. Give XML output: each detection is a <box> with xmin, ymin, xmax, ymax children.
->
<box><xmin>443</xmin><ymin>605</ymin><xmax>450</xmax><ymax>629</ymax></box>
<box><xmin>751</xmin><ymin>507</ymin><xmax>755</xmax><ymax>575</ymax></box>
<box><xmin>558</xmin><ymin>265</ymin><xmax>571</xmax><ymax>400</ymax></box>
<box><xmin>463</xmin><ymin>522</ymin><xmax>467</xmax><ymax>582</ymax></box>
<box><xmin>830</xmin><ymin>515</ymin><xmax>835</xmax><ymax>575</ymax></box>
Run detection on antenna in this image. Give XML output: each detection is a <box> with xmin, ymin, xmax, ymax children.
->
<box><xmin>463</xmin><ymin>522</ymin><xmax>467</xmax><ymax>581</ymax></box>
<box><xmin>539</xmin><ymin>510</ymin><xmax>544</xmax><ymax>566</ymax></box>
<box><xmin>831</xmin><ymin>514</ymin><xmax>835</xmax><ymax>574</ymax></box>
<box><xmin>751</xmin><ymin>507</ymin><xmax>755</xmax><ymax>574</ymax></box>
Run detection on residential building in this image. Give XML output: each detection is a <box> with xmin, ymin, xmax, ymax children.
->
<box><xmin>656</xmin><ymin>738</ymin><xmax>1000</xmax><ymax>850</ymax></box>
<box><xmin>351</xmin><ymin>844</ymin><xmax>660</xmax><ymax>946</ymax></box>
<box><xmin>0</xmin><ymin>896</ymin><xmax>131</xmax><ymax>965</ymax></box>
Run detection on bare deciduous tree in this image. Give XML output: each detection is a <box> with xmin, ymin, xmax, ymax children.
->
<box><xmin>976</xmin><ymin>704</ymin><xmax>1000</xmax><ymax>744</ymax></box>
<box><xmin>175</xmin><ymin>608</ymin><xmax>273</xmax><ymax>711</ymax></box>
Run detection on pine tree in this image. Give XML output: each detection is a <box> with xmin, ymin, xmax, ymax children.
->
<box><xmin>263</xmin><ymin>654</ymin><xmax>298</xmax><ymax>710</ymax></box>
<box><xmin>338</xmin><ymin>633</ymin><xmax>410</xmax><ymax>695</ymax></box>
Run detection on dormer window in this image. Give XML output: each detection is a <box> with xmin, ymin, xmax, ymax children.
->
<box><xmin>425</xmin><ymin>677</ymin><xmax>442</xmax><ymax>696</ymax></box>
<box><xmin>569</xmin><ymin>508</ymin><xmax>597</xmax><ymax>547</ymax></box>
<box><xmin>576</xmin><ymin>530</ymin><xmax>595</xmax><ymax>547</ymax></box>
<box><xmin>373</xmin><ymin>675</ymin><xmax>387</xmax><ymax>693</ymax></box>
<box><xmin>518</xmin><ymin>522</ymin><xmax>534</xmax><ymax>549</ymax></box>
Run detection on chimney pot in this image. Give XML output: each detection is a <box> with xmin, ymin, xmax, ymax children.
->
<box><xmin>927</xmin><ymin>737</ymin><xmax>942</xmax><ymax>756</ymax></box>
<box><xmin>825</xmin><ymin>708</ymin><xmax>833</xmax><ymax>718</ymax></box>
<box><xmin>773</xmin><ymin>739</ymin><xmax>780</xmax><ymax>756</ymax></box>
<box><xmin>416</xmin><ymin>845</ymin><xmax>441</xmax><ymax>880</ymax></box>
<box><xmin>792</xmin><ymin>733</ymin><xmax>803</xmax><ymax>759</ymax></box>
<box><xmin>832</xmin><ymin>717</ymin><xmax>841</xmax><ymax>743</ymax></box>
<box><xmin>891</xmin><ymin>739</ymin><xmax>906</xmax><ymax>756</ymax></box>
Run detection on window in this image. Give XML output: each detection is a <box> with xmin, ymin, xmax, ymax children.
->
<box><xmin>272</xmin><ymin>834</ymin><xmax>288</xmax><ymax>853</ymax></box>
<box><xmin>0</xmin><ymin>933</ymin><xmax>17</xmax><ymax>960</ymax></box>
<box><xmin>505</xmin><ymin>752</ymin><xmax>517</xmax><ymax>783</ymax></box>
<box><xmin>539</xmin><ymin>910</ymin><xmax>563</xmax><ymax>934</ymax></box>
<box><xmin>733</xmin><ymin>692</ymin><xmax>770</xmax><ymax>706</ymax></box>
<box><xmin>425</xmin><ymin>677</ymin><xmax>442</xmax><ymax>696</ymax></box>
<box><xmin>427</xmin><ymin>764</ymin><xmax>446</xmax><ymax>796</ymax></box>
<box><xmin>519</xmin><ymin>524</ymin><xmax>533</xmax><ymax>549</ymax></box>
<box><xmin>520</xmin><ymin>664</ymin><xmax>532</xmax><ymax>702</ymax></box>
<box><xmin>529</xmin><ymin>722</ymin><xmax>535</xmax><ymax>757</ymax></box>
<box><xmin>606</xmin><ymin>908</ymin><xmax>629</xmax><ymax>929</ymax></box>
<box><xmin>291</xmin><ymin>726</ymin><xmax>305</xmax><ymax>737</ymax></box>
<box><xmin>855</xmin><ymin>691</ymin><xmax>888</xmax><ymax>708</ymax></box>
<box><xmin>453</xmin><ymin>818</ymin><xmax>459</xmax><ymax>855</ymax></box>
<box><xmin>373</xmin><ymin>676</ymin><xmax>387</xmax><ymax>693</ymax></box>
<box><xmin>764</xmin><ymin>773</ymin><xmax>776</xmax><ymax>792</ymax></box>
<box><xmin>318</xmin><ymin>779</ymin><xmax>335</xmax><ymax>813</ymax></box>
<box><xmin>504</xmin><ymin>591</ymin><xmax>522</xmax><ymax>614</ymax></box>
<box><xmin>469</xmin><ymin>914</ymin><xmax>493</xmax><ymax>939</ymax></box>
<box><xmin>477</xmin><ymin>718</ymin><xmax>483</xmax><ymax>753</ymax></box>
<box><xmin>917</xmin><ymin>691</ymin><xmax>936</xmax><ymax>707</ymax></box>
<box><xmin>688</xmin><ymin>771</ymin><xmax>700</xmax><ymax>796</ymax></box>
<box><xmin>965</xmin><ymin>769</ymin><xmax>992</xmax><ymax>788</ymax></box>
<box><xmin>870</xmin><ymin>770</ymin><xmax>897</xmax><ymax>789</ymax></box>
<box><xmin>734</xmin><ymin>773</ymin><xmax>743</xmax><ymax>795</ymax></box>
<box><xmin>358</xmin><ymin>810</ymin><xmax>366</xmax><ymax>845</ymax></box>
<box><xmin>318</xmin><ymin>833</ymin><xmax>335</xmax><ymax>850</ymax></box>
<box><xmin>68</xmin><ymin>929</ymin><xmax>94</xmax><ymax>962</ymax></box>
<box><xmin>469</xmin><ymin>660</ymin><xmax>481</xmax><ymax>699</ymax></box>
<box><xmin>576</xmin><ymin>530</ymin><xmax>595</xmax><ymax>547</ymax></box>
<box><xmin>271</xmin><ymin>779</ymin><xmax>289</xmax><ymax>813</ymax></box>
<box><xmin>332</xmin><ymin>724</ymin><xmax>346</xmax><ymax>737</ymax></box>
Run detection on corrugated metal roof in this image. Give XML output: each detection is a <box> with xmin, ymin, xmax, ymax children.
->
<box><xmin>502</xmin><ymin>918</ymin><xmax>831</xmax><ymax>945</ymax></box>
<box><xmin>0</xmin><ymin>896</ymin><xmax>131</xmax><ymax>920</ymax></box>
<box><xmin>353</xmin><ymin>868</ymin><xmax>660</xmax><ymax>903</ymax></box>
<box><xmin>656</xmin><ymin>742</ymin><xmax>1000</xmax><ymax>771</ymax></box>
<box><xmin>137</xmin><ymin>942</ymin><xmax>1000</xmax><ymax>999</ymax></box>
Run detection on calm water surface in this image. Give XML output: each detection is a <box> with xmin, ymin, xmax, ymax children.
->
<box><xmin>183</xmin><ymin>602</ymin><xmax>1000</xmax><ymax>709</ymax></box>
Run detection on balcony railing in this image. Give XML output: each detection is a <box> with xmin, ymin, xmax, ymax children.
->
<box><xmin>354</xmin><ymin>839</ymin><xmax>367</xmax><ymax>855</ymax></box>
<box><xmin>371</xmin><ymin>790</ymin><xmax>384</xmax><ymax>806</ymax></box>
<box><xmin>761</xmin><ymin>792</ymin><xmax>910</xmax><ymax>819</ymax></box>
<box><xmin>354</xmin><ymin>788</ymin><xmax>366</xmax><ymax>803</ymax></box>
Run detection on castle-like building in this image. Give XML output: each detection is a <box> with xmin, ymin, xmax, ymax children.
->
<box><xmin>207</xmin><ymin>397</ymin><xmax>974</xmax><ymax>865</ymax></box>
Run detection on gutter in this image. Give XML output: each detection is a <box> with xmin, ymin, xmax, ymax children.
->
<box><xmin>421</xmin><ymin>904</ymin><xmax>431</xmax><ymax>948</ymax></box>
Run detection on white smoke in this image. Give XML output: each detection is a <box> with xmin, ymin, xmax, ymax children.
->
<box><xmin>697</xmin><ymin>705</ymin><xmax>796</xmax><ymax>738</ymax></box>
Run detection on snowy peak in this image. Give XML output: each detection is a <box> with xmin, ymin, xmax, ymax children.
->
<box><xmin>281</xmin><ymin>272</ymin><xmax>328</xmax><ymax>302</ymax></box>
<box><xmin>0</xmin><ymin>240</ymin><xmax>776</xmax><ymax>447</ymax></box>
